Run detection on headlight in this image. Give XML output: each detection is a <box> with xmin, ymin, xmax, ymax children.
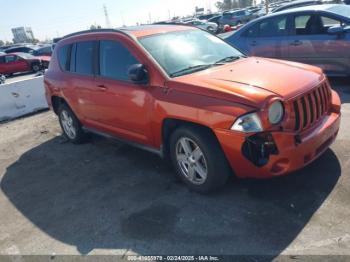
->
<box><xmin>231</xmin><ymin>112</ymin><xmax>263</xmax><ymax>132</ymax></box>
<box><xmin>268</xmin><ymin>101</ymin><xmax>284</xmax><ymax>125</ymax></box>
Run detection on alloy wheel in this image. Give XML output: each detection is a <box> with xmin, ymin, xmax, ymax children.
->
<box><xmin>176</xmin><ymin>137</ymin><xmax>208</xmax><ymax>185</ymax></box>
<box><xmin>60</xmin><ymin>110</ymin><xmax>76</xmax><ymax>139</ymax></box>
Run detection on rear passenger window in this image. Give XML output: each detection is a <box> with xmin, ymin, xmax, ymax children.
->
<box><xmin>58</xmin><ymin>44</ymin><xmax>71</xmax><ymax>71</ymax></box>
<box><xmin>243</xmin><ymin>16</ymin><xmax>286</xmax><ymax>37</ymax></box>
<box><xmin>259</xmin><ymin>16</ymin><xmax>287</xmax><ymax>37</ymax></box>
<box><xmin>99</xmin><ymin>40</ymin><xmax>139</xmax><ymax>81</ymax></box>
<box><xmin>75</xmin><ymin>41</ymin><xmax>94</xmax><ymax>75</ymax></box>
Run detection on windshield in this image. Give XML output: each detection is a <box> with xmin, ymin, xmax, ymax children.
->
<box><xmin>139</xmin><ymin>30</ymin><xmax>243</xmax><ymax>77</ymax></box>
<box><xmin>328</xmin><ymin>5</ymin><xmax>350</xmax><ymax>18</ymax></box>
<box><xmin>17</xmin><ymin>53</ymin><xmax>35</xmax><ymax>59</ymax></box>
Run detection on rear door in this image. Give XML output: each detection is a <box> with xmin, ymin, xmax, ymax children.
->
<box><xmin>67</xmin><ymin>40</ymin><xmax>99</xmax><ymax>120</ymax></box>
<box><xmin>286</xmin><ymin>12</ymin><xmax>350</xmax><ymax>75</ymax></box>
<box><xmin>242</xmin><ymin>15</ymin><xmax>288</xmax><ymax>58</ymax></box>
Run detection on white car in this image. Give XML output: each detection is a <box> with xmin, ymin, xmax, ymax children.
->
<box><xmin>185</xmin><ymin>19</ymin><xmax>218</xmax><ymax>33</ymax></box>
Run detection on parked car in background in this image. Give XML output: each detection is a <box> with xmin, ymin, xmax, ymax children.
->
<box><xmin>272</xmin><ymin>0</ymin><xmax>337</xmax><ymax>12</ymax></box>
<box><xmin>198</xmin><ymin>13</ymin><xmax>220</xmax><ymax>20</ymax></box>
<box><xmin>185</xmin><ymin>19</ymin><xmax>218</xmax><ymax>32</ymax></box>
<box><xmin>223</xmin><ymin>5</ymin><xmax>350</xmax><ymax>76</ymax></box>
<box><xmin>0</xmin><ymin>52</ymin><xmax>43</xmax><ymax>75</ymax></box>
<box><xmin>32</xmin><ymin>45</ymin><xmax>53</xmax><ymax>56</ymax></box>
<box><xmin>45</xmin><ymin>26</ymin><xmax>340</xmax><ymax>193</ymax></box>
<box><xmin>219</xmin><ymin>9</ymin><xmax>258</xmax><ymax>26</ymax></box>
<box><xmin>208</xmin><ymin>15</ymin><xmax>222</xmax><ymax>25</ymax></box>
<box><xmin>4</xmin><ymin>45</ymin><xmax>38</xmax><ymax>54</ymax></box>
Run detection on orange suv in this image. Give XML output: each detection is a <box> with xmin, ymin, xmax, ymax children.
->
<box><xmin>44</xmin><ymin>26</ymin><xmax>341</xmax><ymax>193</ymax></box>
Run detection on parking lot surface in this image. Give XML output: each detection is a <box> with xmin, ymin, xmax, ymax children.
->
<box><xmin>0</xmin><ymin>78</ymin><xmax>349</xmax><ymax>257</ymax></box>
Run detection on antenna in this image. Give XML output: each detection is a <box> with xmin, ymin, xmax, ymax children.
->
<box><xmin>103</xmin><ymin>4</ymin><xmax>111</xmax><ymax>28</ymax></box>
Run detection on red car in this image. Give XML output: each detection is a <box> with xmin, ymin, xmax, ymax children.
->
<box><xmin>0</xmin><ymin>52</ymin><xmax>44</xmax><ymax>76</ymax></box>
<box><xmin>44</xmin><ymin>26</ymin><xmax>341</xmax><ymax>193</ymax></box>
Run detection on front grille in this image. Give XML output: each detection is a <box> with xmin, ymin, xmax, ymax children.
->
<box><xmin>292</xmin><ymin>82</ymin><xmax>331</xmax><ymax>132</ymax></box>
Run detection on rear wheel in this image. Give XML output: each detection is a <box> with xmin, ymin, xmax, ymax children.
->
<box><xmin>207</xmin><ymin>26</ymin><xmax>214</xmax><ymax>32</ymax></box>
<box><xmin>58</xmin><ymin>103</ymin><xmax>86</xmax><ymax>144</ymax></box>
<box><xmin>169</xmin><ymin>126</ymin><xmax>231</xmax><ymax>193</ymax></box>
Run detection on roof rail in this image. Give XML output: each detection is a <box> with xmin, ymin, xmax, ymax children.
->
<box><xmin>61</xmin><ymin>28</ymin><xmax>122</xmax><ymax>40</ymax></box>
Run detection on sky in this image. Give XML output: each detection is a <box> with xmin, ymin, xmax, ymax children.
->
<box><xmin>0</xmin><ymin>0</ymin><xmax>220</xmax><ymax>42</ymax></box>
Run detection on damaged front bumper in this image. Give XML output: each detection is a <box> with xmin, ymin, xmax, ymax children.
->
<box><xmin>214</xmin><ymin>89</ymin><xmax>341</xmax><ymax>179</ymax></box>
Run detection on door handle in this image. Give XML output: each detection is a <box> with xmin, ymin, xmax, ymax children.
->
<box><xmin>250</xmin><ymin>41</ymin><xmax>257</xmax><ymax>46</ymax></box>
<box><xmin>97</xmin><ymin>84</ymin><xmax>108</xmax><ymax>91</ymax></box>
<box><xmin>290</xmin><ymin>40</ymin><xmax>302</xmax><ymax>46</ymax></box>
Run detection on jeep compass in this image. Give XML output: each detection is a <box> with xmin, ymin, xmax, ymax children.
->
<box><xmin>44</xmin><ymin>25</ymin><xmax>341</xmax><ymax>193</ymax></box>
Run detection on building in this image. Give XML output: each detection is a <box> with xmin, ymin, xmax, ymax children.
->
<box><xmin>11</xmin><ymin>27</ymin><xmax>35</xmax><ymax>43</ymax></box>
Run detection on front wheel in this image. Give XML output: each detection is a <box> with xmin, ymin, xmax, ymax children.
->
<box><xmin>169</xmin><ymin>126</ymin><xmax>231</xmax><ymax>193</ymax></box>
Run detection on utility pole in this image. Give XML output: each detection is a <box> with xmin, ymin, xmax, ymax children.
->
<box><xmin>103</xmin><ymin>4</ymin><xmax>111</xmax><ymax>28</ymax></box>
<box><xmin>148</xmin><ymin>12</ymin><xmax>152</xmax><ymax>24</ymax></box>
<box><xmin>265</xmin><ymin>0</ymin><xmax>269</xmax><ymax>14</ymax></box>
<box><xmin>120</xmin><ymin>11</ymin><xmax>126</xmax><ymax>27</ymax></box>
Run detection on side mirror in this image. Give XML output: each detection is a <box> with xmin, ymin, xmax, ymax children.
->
<box><xmin>128</xmin><ymin>64</ymin><xmax>148</xmax><ymax>84</ymax></box>
<box><xmin>327</xmin><ymin>25</ymin><xmax>345</xmax><ymax>35</ymax></box>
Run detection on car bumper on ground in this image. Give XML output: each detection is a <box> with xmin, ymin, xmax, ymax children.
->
<box><xmin>214</xmin><ymin>92</ymin><xmax>341</xmax><ymax>179</ymax></box>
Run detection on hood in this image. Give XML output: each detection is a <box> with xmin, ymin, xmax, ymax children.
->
<box><xmin>170</xmin><ymin>57</ymin><xmax>324</xmax><ymax>107</ymax></box>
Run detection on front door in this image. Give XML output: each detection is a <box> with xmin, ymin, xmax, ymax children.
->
<box><xmin>89</xmin><ymin>38</ymin><xmax>153</xmax><ymax>145</ymax></box>
<box><xmin>286</xmin><ymin>13</ymin><xmax>350</xmax><ymax>75</ymax></box>
<box><xmin>4</xmin><ymin>55</ymin><xmax>28</xmax><ymax>74</ymax></box>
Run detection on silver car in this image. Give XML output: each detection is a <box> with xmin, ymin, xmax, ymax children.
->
<box><xmin>185</xmin><ymin>19</ymin><xmax>218</xmax><ymax>33</ymax></box>
<box><xmin>223</xmin><ymin>4</ymin><xmax>350</xmax><ymax>76</ymax></box>
<box><xmin>219</xmin><ymin>9</ymin><xmax>258</xmax><ymax>26</ymax></box>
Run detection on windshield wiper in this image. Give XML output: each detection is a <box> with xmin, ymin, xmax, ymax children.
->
<box><xmin>169</xmin><ymin>56</ymin><xmax>246</xmax><ymax>77</ymax></box>
<box><xmin>214</xmin><ymin>55</ymin><xmax>245</xmax><ymax>65</ymax></box>
<box><xmin>169</xmin><ymin>64</ymin><xmax>213</xmax><ymax>77</ymax></box>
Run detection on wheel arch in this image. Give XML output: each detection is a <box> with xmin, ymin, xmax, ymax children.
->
<box><xmin>51</xmin><ymin>95</ymin><xmax>69</xmax><ymax>115</ymax></box>
<box><xmin>161</xmin><ymin>118</ymin><xmax>221</xmax><ymax>159</ymax></box>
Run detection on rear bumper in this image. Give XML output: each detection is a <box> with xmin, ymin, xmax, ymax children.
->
<box><xmin>214</xmin><ymin>92</ymin><xmax>341</xmax><ymax>179</ymax></box>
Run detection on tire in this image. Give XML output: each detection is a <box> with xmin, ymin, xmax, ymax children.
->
<box><xmin>58</xmin><ymin>103</ymin><xmax>86</xmax><ymax>144</ymax></box>
<box><xmin>31</xmin><ymin>63</ymin><xmax>41</xmax><ymax>72</ymax></box>
<box><xmin>169</xmin><ymin>126</ymin><xmax>231</xmax><ymax>193</ymax></box>
<box><xmin>207</xmin><ymin>26</ymin><xmax>214</xmax><ymax>32</ymax></box>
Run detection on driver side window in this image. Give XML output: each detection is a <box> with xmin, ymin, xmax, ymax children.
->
<box><xmin>292</xmin><ymin>14</ymin><xmax>343</xmax><ymax>35</ymax></box>
<box><xmin>5</xmin><ymin>55</ymin><xmax>17</xmax><ymax>63</ymax></box>
<box><xmin>321</xmin><ymin>16</ymin><xmax>344</xmax><ymax>29</ymax></box>
<box><xmin>99</xmin><ymin>40</ymin><xmax>140</xmax><ymax>81</ymax></box>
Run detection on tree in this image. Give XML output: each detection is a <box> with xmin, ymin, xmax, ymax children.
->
<box><xmin>90</xmin><ymin>25</ymin><xmax>102</xmax><ymax>30</ymax></box>
<box><xmin>0</xmin><ymin>40</ymin><xmax>4</xmax><ymax>47</ymax></box>
<box><xmin>215</xmin><ymin>0</ymin><xmax>253</xmax><ymax>11</ymax></box>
